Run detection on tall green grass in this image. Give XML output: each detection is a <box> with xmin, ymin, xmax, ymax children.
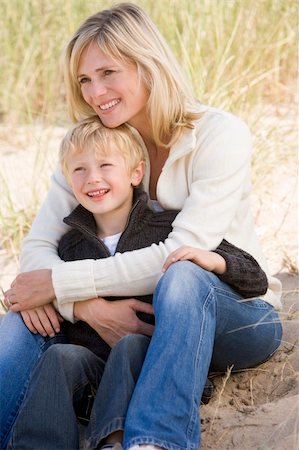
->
<box><xmin>0</xmin><ymin>0</ymin><xmax>297</xmax><ymax>255</ymax></box>
<box><xmin>0</xmin><ymin>0</ymin><xmax>297</xmax><ymax>124</ymax></box>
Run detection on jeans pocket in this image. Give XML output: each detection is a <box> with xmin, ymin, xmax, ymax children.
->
<box><xmin>240</xmin><ymin>298</ymin><xmax>274</xmax><ymax>309</ymax></box>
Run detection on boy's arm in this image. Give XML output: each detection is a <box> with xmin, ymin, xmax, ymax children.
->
<box><xmin>20</xmin><ymin>304</ymin><xmax>64</xmax><ymax>336</ymax></box>
<box><xmin>213</xmin><ymin>239</ymin><xmax>268</xmax><ymax>298</ymax></box>
<box><xmin>163</xmin><ymin>240</ymin><xmax>268</xmax><ymax>299</ymax></box>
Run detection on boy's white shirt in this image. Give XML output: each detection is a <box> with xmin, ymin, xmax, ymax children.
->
<box><xmin>20</xmin><ymin>106</ymin><xmax>282</xmax><ymax>322</ymax></box>
<box><xmin>102</xmin><ymin>233</ymin><xmax>122</xmax><ymax>256</ymax></box>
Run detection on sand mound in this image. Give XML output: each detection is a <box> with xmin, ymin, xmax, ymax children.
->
<box><xmin>201</xmin><ymin>273</ymin><xmax>299</xmax><ymax>449</ymax></box>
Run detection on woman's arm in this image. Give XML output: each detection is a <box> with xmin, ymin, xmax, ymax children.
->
<box><xmin>20</xmin><ymin>165</ymin><xmax>78</xmax><ymax>271</ymax></box>
<box><xmin>18</xmin><ymin>111</ymin><xmax>280</xmax><ymax>321</ymax></box>
<box><xmin>51</xmin><ymin>113</ymin><xmax>256</xmax><ymax>312</ymax></box>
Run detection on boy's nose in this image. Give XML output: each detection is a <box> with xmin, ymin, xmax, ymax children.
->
<box><xmin>87</xmin><ymin>169</ymin><xmax>102</xmax><ymax>184</ymax></box>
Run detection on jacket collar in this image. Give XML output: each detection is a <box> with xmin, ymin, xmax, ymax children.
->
<box><xmin>63</xmin><ymin>187</ymin><xmax>149</xmax><ymax>239</ymax></box>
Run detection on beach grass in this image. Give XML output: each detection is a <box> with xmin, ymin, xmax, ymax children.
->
<box><xmin>0</xmin><ymin>0</ymin><xmax>296</xmax><ymax>124</ymax></box>
<box><xmin>0</xmin><ymin>0</ymin><xmax>297</xmax><ymax>253</ymax></box>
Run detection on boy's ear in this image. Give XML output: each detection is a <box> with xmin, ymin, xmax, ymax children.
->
<box><xmin>131</xmin><ymin>161</ymin><xmax>145</xmax><ymax>187</ymax></box>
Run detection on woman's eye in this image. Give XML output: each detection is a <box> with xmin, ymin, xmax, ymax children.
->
<box><xmin>78</xmin><ymin>77</ymin><xmax>89</xmax><ymax>85</ymax></box>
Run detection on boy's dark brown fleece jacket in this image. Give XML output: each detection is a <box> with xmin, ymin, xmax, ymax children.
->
<box><xmin>59</xmin><ymin>189</ymin><xmax>268</xmax><ymax>361</ymax></box>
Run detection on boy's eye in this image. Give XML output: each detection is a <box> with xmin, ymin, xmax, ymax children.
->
<box><xmin>73</xmin><ymin>167</ymin><xmax>84</xmax><ymax>172</ymax></box>
<box><xmin>103</xmin><ymin>70</ymin><xmax>114</xmax><ymax>76</ymax></box>
<box><xmin>100</xmin><ymin>163</ymin><xmax>113</xmax><ymax>168</ymax></box>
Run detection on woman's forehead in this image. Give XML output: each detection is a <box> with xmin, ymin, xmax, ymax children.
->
<box><xmin>77</xmin><ymin>41</ymin><xmax>131</xmax><ymax>75</ymax></box>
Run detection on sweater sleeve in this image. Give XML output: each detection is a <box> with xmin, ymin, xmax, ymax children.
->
<box><xmin>20</xmin><ymin>164</ymin><xmax>78</xmax><ymax>271</ymax></box>
<box><xmin>214</xmin><ymin>240</ymin><xmax>268</xmax><ymax>298</ymax></box>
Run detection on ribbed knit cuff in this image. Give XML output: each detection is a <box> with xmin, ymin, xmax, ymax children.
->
<box><xmin>52</xmin><ymin>259</ymin><xmax>97</xmax><ymax>304</ymax></box>
<box><xmin>57</xmin><ymin>301</ymin><xmax>76</xmax><ymax>323</ymax></box>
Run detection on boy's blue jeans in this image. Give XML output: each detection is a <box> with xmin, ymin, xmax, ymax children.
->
<box><xmin>1</xmin><ymin>262</ymin><xmax>282</xmax><ymax>450</ymax></box>
<box><xmin>7</xmin><ymin>335</ymin><xmax>150</xmax><ymax>450</ymax></box>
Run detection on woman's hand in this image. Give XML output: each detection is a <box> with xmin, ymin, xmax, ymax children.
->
<box><xmin>74</xmin><ymin>297</ymin><xmax>155</xmax><ymax>348</ymax></box>
<box><xmin>4</xmin><ymin>270</ymin><xmax>55</xmax><ymax>312</ymax></box>
<box><xmin>163</xmin><ymin>246</ymin><xmax>226</xmax><ymax>274</ymax></box>
<box><xmin>21</xmin><ymin>304</ymin><xmax>64</xmax><ymax>337</ymax></box>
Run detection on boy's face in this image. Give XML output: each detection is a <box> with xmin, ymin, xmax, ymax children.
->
<box><xmin>67</xmin><ymin>146</ymin><xmax>143</xmax><ymax>220</ymax></box>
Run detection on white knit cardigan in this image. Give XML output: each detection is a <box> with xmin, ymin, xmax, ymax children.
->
<box><xmin>20</xmin><ymin>106</ymin><xmax>282</xmax><ymax>321</ymax></box>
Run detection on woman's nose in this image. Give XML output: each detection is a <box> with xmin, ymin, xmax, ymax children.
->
<box><xmin>90</xmin><ymin>80</ymin><xmax>107</xmax><ymax>98</ymax></box>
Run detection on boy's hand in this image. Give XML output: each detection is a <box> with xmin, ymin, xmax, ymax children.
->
<box><xmin>21</xmin><ymin>304</ymin><xmax>64</xmax><ymax>337</ymax></box>
<box><xmin>4</xmin><ymin>269</ymin><xmax>55</xmax><ymax>311</ymax></box>
<box><xmin>163</xmin><ymin>246</ymin><xmax>226</xmax><ymax>274</ymax></box>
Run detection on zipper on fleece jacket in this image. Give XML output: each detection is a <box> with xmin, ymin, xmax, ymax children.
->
<box><xmin>64</xmin><ymin>197</ymin><xmax>142</xmax><ymax>257</ymax></box>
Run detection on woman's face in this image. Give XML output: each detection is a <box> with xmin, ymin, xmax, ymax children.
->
<box><xmin>77</xmin><ymin>41</ymin><xmax>149</xmax><ymax>132</ymax></box>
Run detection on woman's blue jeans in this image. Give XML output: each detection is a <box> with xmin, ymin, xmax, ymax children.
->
<box><xmin>0</xmin><ymin>311</ymin><xmax>67</xmax><ymax>449</ymax></box>
<box><xmin>1</xmin><ymin>262</ymin><xmax>282</xmax><ymax>450</ymax></box>
<box><xmin>123</xmin><ymin>262</ymin><xmax>282</xmax><ymax>450</ymax></box>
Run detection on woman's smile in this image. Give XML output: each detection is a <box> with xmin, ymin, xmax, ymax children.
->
<box><xmin>98</xmin><ymin>99</ymin><xmax>120</xmax><ymax>112</ymax></box>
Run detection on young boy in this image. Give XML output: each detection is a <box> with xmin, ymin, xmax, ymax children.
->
<box><xmin>57</xmin><ymin>116</ymin><xmax>268</xmax><ymax>361</ymax></box>
<box><xmin>8</xmin><ymin>117</ymin><xmax>268</xmax><ymax>450</ymax></box>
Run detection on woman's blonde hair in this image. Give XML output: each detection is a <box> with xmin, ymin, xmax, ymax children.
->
<box><xmin>60</xmin><ymin>116</ymin><xmax>145</xmax><ymax>179</ymax></box>
<box><xmin>62</xmin><ymin>2</ymin><xmax>201</xmax><ymax>147</ymax></box>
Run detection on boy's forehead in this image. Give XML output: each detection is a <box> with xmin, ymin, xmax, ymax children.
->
<box><xmin>70</xmin><ymin>144</ymin><xmax>125</xmax><ymax>161</ymax></box>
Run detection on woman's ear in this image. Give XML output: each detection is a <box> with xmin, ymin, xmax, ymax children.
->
<box><xmin>131</xmin><ymin>160</ymin><xmax>145</xmax><ymax>187</ymax></box>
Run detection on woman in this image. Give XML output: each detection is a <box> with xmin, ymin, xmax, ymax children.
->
<box><xmin>2</xmin><ymin>3</ymin><xmax>282</xmax><ymax>449</ymax></box>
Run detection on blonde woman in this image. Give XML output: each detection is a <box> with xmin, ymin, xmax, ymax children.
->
<box><xmin>2</xmin><ymin>3</ymin><xmax>282</xmax><ymax>449</ymax></box>
<box><xmin>7</xmin><ymin>117</ymin><xmax>268</xmax><ymax>450</ymax></box>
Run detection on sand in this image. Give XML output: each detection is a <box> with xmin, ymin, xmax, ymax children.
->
<box><xmin>201</xmin><ymin>272</ymin><xmax>298</xmax><ymax>450</ymax></box>
<box><xmin>0</xmin><ymin>117</ymin><xmax>298</xmax><ymax>449</ymax></box>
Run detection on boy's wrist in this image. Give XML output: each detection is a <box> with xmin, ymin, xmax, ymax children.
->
<box><xmin>211</xmin><ymin>252</ymin><xmax>227</xmax><ymax>274</ymax></box>
<box><xmin>74</xmin><ymin>301</ymin><xmax>86</xmax><ymax>320</ymax></box>
<box><xmin>74</xmin><ymin>297</ymin><xmax>105</xmax><ymax>321</ymax></box>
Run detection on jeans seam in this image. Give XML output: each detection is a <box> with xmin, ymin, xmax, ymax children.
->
<box><xmin>125</xmin><ymin>436</ymin><xmax>185</xmax><ymax>450</ymax></box>
<box><xmin>1</xmin><ymin>378</ymin><xmax>30</xmax><ymax>446</ymax></box>
<box><xmin>0</xmin><ymin>339</ymin><xmax>47</xmax><ymax>447</ymax></box>
<box><xmin>186</xmin><ymin>285</ymin><xmax>215</xmax><ymax>445</ymax></box>
<box><xmin>86</xmin><ymin>417</ymin><xmax>125</xmax><ymax>450</ymax></box>
<box><xmin>214</xmin><ymin>285</ymin><xmax>241</xmax><ymax>300</ymax></box>
<box><xmin>215</xmin><ymin>287</ymin><xmax>273</xmax><ymax>310</ymax></box>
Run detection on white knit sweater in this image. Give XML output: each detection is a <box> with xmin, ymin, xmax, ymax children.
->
<box><xmin>20</xmin><ymin>106</ymin><xmax>282</xmax><ymax>321</ymax></box>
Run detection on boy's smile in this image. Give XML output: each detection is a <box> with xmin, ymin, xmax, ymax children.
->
<box><xmin>86</xmin><ymin>188</ymin><xmax>110</xmax><ymax>199</ymax></box>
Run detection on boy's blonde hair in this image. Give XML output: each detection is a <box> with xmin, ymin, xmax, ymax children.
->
<box><xmin>62</xmin><ymin>2</ymin><xmax>201</xmax><ymax>148</ymax></box>
<box><xmin>60</xmin><ymin>116</ymin><xmax>145</xmax><ymax>179</ymax></box>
